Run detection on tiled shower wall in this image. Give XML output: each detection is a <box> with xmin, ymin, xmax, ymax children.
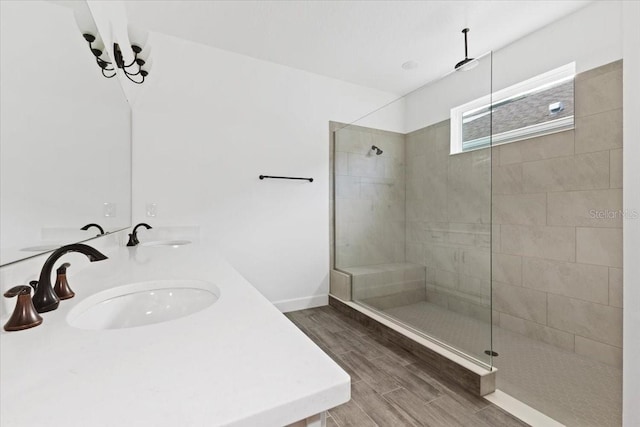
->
<box><xmin>330</xmin><ymin>60</ymin><xmax>623</xmax><ymax>368</ymax></box>
<box><xmin>492</xmin><ymin>60</ymin><xmax>623</xmax><ymax>367</ymax></box>
<box><xmin>405</xmin><ymin>122</ymin><xmax>492</xmax><ymax>321</ymax></box>
<box><xmin>334</xmin><ymin>125</ymin><xmax>405</xmax><ymax>268</ymax></box>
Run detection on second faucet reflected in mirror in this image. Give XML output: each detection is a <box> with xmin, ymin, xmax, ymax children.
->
<box><xmin>81</xmin><ymin>223</ymin><xmax>105</xmax><ymax>236</ymax></box>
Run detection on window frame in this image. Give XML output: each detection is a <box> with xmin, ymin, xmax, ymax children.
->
<box><xmin>450</xmin><ymin>62</ymin><xmax>576</xmax><ymax>155</ymax></box>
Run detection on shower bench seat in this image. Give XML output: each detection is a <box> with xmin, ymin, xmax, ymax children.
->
<box><xmin>339</xmin><ymin>262</ymin><xmax>426</xmax><ymax>309</ymax></box>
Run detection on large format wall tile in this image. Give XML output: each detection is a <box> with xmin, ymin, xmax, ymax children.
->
<box><xmin>347</xmin><ymin>152</ymin><xmax>386</xmax><ymax>178</ymax></box>
<box><xmin>609</xmin><ymin>267</ymin><xmax>623</xmax><ymax>308</ymax></box>
<box><xmin>335</xmin><ymin>175</ymin><xmax>360</xmax><ymax>199</ymax></box>
<box><xmin>425</xmin><ymin>245</ymin><xmax>458</xmax><ymax>273</ymax></box>
<box><xmin>335</xmin><ymin>151</ymin><xmax>348</xmax><ymax>175</ymax></box>
<box><xmin>492</xmin><ymin>281</ymin><xmax>547</xmax><ymax>324</ymax></box>
<box><xmin>459</xmin><ymin>248</ymin><xmax>491</xmax><ymax>280</ymax></box>
<box><xmin>548</xmin><ymin>294</ymin><xmax>622</xmax><ymax>347</ymax></box>
<box><xmin>406</xmin><ymin>126</ymin><xmax>434</xmax><ymax>156</ymax></box>
<box><xmin>575</xmin><ymin>109</ymin><xmax>623</xmax><ymax>153</ymax></box>
<box><xmin>433</xmin><ymin>268</ymin><xmax>458</xmax><ymax>290</ymax></box>
<box><xmin>501</xmin><ymin>225</ymin><xmax>576</xmax><ymax>261</ymax></box>
<box><xmin>458</xmin><ymin>274</ymin><xmax>491</xmax><ymax>298</ymax></box>
<box><xmin>576</xmin><ymin>227</ymin><xmax>623</xmax><ymax>267</ymax></box>
<box><xmin>498</xmin><ymin>313</ymin><xmax>575</xmax><ymax>352</ymax></box>
<box><xmin>575</xmin><ymin>66</ymin><xmax>623</xmax><ymax>118</ymax></box>
<box><xmin>492</xmin><ymin>164</ymin><xmax>522</xmax><ymax>195</ymax></box>
<box><xmin>575</xmin><ymin>59</ymin><xmax>621</xmax><ymax>82</ymax></box>
<box><xmin>493</xmin><ymin>193</ymin><xmax>546</xmax><ymax>225</ymax></box>
<box><xmin>572</xmin><ymin>151</ymin><xmax>611</xmax><ymax>190</ymax></box>
<box><xmin>447</xmin><ymin>149</ymin><xmax>491</xmax><ymax>224</ymax></box>
<box><xmin>547</xmin><ymin>189</ymin><xmax>623</xmax><ymax>228</ymax></box>
<box><xmin>492</xmin><ymin>225</ymin><xmax>501</xmax><ymax>253</ymax></box>
<box><xmin>522</xmin><ymin>151</ymin><xmax>609</xmax><ymax>193</ymax></box>
<box><xmin>335</xmin><ymin>126</ymin><xmax>406</xmax><ymax>268</ymax></box>
<box><xmin>405</xmin><ymin>241</ymin><xmax>424</xmax><ymax>265</ymax></box>
<box><xmin>489</xmin><ymin>62</ymin><xmax>622</xmax><ymax>364</ymax></box>
<box><xmin>333</xmin><ymin>61</ymin><xmax>623</xmax><ymax>368</ymax></box>
<box><xmin>492</xmin><ymin>253</ymin><xmax>522</xmax><ymax>286</ymax></box>
<box><xmin>336</xmin><ymin>198</ymin><xmax>373</xmax><ymax>224</ymax></box>
<box><xmin>574</xmin><ymin>335</ymin><xmax>622</xmax><ymax>368</ymax></box>
<box><xmin>522</xmin><ymin>258</ymin><xmax>609</xmax><ymax>304</ymax></box>
<box><xmin>499</xmin><ymin>130</ymin><xmax>574</xmax><ymax>165</ymax></box>
<box><xmin>610</xmin><ymin>148</ymin><xmax>623</xmax><ymax>189</ymax></box>
<box><xmin>522</xmin><ymin>157</ymin><xmax>571</xmax><ymax>193</ymax></box>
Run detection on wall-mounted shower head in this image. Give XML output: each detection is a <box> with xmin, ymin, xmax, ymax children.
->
<box><xmin>371</xmin><ymin>145</ymin><xmax>383</xmax><ymax>155</ymax></box>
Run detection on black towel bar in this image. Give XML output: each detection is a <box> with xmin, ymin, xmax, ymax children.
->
<box><xmin>259</xmin><ymin>175</ymin><xmax>313</xmax><ymax>183</ymax></box>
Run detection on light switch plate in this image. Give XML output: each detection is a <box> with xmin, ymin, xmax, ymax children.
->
<box><xmin>103</xmin><ymin>202</ymin><xmax>116</xmax><ymax>217</ymax></box>
<box><xmin>146</xmin><ymin>203</ymin><xmax>157</xmax><ymax>218</ymax></box>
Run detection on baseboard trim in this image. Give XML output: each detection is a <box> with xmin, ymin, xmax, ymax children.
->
<box><xmin>485</xmin><ymin>390</ymin><xmax>565</xmax><ymax>427</ymax></box>
<box><xmin>274</xmin><ymin>295</ymin><xmax>328</xmax><ymax>313</ymax></box>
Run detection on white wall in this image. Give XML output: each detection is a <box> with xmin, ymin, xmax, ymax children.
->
<box><xmin>622</xmin><ymin>1</ymin><xmax>640</xmax><ymax>425</ymax></box>
<box><xmin>131</xmin><ymin>32</ymin><xmax>403</xmax><ymax>310</ymax></box>
<box><xmin>404</xmin><ymin>1</ymin><xmax>623</xmax><ymax>131</ymax></box>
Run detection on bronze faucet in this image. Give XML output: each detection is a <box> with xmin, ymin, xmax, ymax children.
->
<box><xmin>31</xmin><ymin>243</ymin><xmax>108</xmax><ymax>313</ymax></box>
<box><xmin>127</xmin><ymin>223</ymin><xmax>152</xmax><ymax>246</ymax></box>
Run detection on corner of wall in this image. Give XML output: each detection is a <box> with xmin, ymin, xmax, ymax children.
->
<box><xmin>622</xmin><ymin>1</ymin><xmax>640</xmax><ymax>425</ymax></box>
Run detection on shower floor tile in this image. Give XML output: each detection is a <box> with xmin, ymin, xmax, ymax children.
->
<box><xmin>382</xmin><ymin>301</ymin><xmax>622</xmax><ymax>427</ymax></box>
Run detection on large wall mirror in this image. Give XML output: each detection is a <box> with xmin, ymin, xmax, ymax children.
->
<box><xmin>0</xmin><ymin>0</ymin><xmax>131</xmax><ymax>266</ymax></box>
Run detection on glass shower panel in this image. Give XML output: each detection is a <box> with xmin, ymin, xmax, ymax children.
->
<box><xmin>334</xmin><ymin>116</ymin><xmax>407</xmax><ymax>270</ymax></box>
<box><xmin>333</xmin><ymin>98</ymin><xmax>409</xmax><ymax>311</ymax></box>
<box><xmin>334</xmin><ymin>52</ymin><xmax>493</xmax><ymax>368</ymax></box>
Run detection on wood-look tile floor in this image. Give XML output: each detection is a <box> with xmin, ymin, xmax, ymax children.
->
<box><xmin>286</xmin><ymin>306</ymin><xmax>529</xmax><ymax>427</ymax></box>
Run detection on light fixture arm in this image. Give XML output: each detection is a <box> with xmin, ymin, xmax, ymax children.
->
<box><xmin>81</xmin><ymin>33</ymin><xmax>148</xmax><ymax>84</ymax></box>
<box><xmin>83</xmin><ymin>33</ymin><xmax>116</xmax><ymax>78</ymax></box>
<box><xmin>113</xmin><ymin>43</ymin><xmax>148</xmax><ymax>84</ymax></box>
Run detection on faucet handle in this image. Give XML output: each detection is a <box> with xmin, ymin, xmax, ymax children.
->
<box><xmin>3</xmin><ymin>285</ymin><xmax>43</xmax><ymax>331</ymax></box>
<box><xmin>4</xmin><ymin>285</ymin><xmax>32</xmax><ymax>298</ymax></box>
<box><xmin>54</xmin><ymin>262</ymin><xmax>74</xmax><ymax>300</ymax></box>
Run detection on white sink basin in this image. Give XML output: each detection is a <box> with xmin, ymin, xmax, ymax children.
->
<box><xmin>141</xmin><ymin>240</ymin><xmax>192</xmax><ymax>247</ymax></box>
<box><xmin>67</xmin><ymin>280</ymin><xmax>219</xmax><ymax>330</ymax></box>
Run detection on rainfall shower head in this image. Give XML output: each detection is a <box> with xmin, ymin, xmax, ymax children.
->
<box><xmin>371</xmin><ymin>145</ymin><xmax>383</xmax><ymax>155</ymax></box>
<box><xmin>454</xmin><ymin>28</ymin><xmax>479</xmax><ymax>72</ymax></box>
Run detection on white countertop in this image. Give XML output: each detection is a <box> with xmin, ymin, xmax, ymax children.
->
<box><xmin>0</xmin><ymin>243</ymin><xmax>350</xmax><ymax>426</ymax></box>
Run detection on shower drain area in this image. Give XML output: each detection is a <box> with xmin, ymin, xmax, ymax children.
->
<box><xmin>380</xmin><ymin>301</ymin><xmax>622</xmax><ymax>427</ymax></box>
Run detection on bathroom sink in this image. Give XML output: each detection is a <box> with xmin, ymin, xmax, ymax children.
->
<box><xmin>141</xmin><ymin>240</ymin><xmax>192</xmax><ymax>247</ymax></box>
<box><xmin>67</xmin><ymin>280</ymin><xmax>219</xmax><ymax>330</ymax></box>
<box><xmin>21</xmin><ymin>244</ymin><xmax>61</xmax><ymax>252</ymax></box>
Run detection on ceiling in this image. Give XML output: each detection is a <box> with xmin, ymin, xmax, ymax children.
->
<box><xmin>124</xmin><ymin>0</ymin><xmax>591</xmax><ymax>95</ymax></box>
